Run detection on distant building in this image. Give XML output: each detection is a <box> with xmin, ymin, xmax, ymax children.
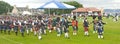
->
<box><xmin>72</xmin><ymin>7</ymin><xmax>101</xmax><ymax>15</ymax></box>
<box><xmin>12</xmin><ymin>5</ymin><xmax>44</xmax><ymax>16</ymax></box>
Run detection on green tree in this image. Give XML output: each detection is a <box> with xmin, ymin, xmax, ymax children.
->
<box><xmin>0</xmin><ymin>1</ymin><xmax>13</xmax><ymax>15</ymax></box>
<box><xmin>64</xmin><ymin>1</ymin><xmax>83</xmax><ymax>8</ymax></box>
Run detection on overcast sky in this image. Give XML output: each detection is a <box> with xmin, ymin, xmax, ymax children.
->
<box><xmin>2</xmin><ymin>0</ymin><xmax>120</xmax><ymax>9</ymax></box>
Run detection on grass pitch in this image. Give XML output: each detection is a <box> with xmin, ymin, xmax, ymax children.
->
<box><xmin>0</xmin><ymin>17</ymin><xmax>120</xmax><ymax>44</ymax></box>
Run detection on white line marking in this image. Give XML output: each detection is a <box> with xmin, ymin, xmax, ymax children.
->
<box><xmin>1</xmin><ymin>36</ymin><xmax>23</xmax><ymax>44</ymax></box>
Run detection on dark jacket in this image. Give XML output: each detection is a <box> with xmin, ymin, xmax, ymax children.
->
<box><xmin>83</xmin><ymin>20</ymin><xmax>89</xmax><ymax>27</ymax></box>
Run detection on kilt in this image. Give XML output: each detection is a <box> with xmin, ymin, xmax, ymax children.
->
<box><xmin>98</xmin><ymin>26</ymin><xmax>103</xmax><ymax>35</ymax></box>
<box><xmin>84</xmin><ymin>27</ymin><xmax>88</xmax><ymax>32</ymax></box>
<box><xmin>3</xmin><ymin>25</ymin><xmax>7</xmax><ymax>30</ymax></box>
<box><xmin>72</xmin><ymin>26</ymin><xmax>78</xmax><ymax>31</ymax></box>
<box><xmin>0</xmin><ymin>25</ymin><xmax>3</xmax><ymax>30</ymax></box>
<box><xmin>14</xmin><ymin>26</ymin><xmax>18</xmax><ymax>32</ymax></box>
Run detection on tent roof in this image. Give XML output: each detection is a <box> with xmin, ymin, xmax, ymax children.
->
<box><xmin>38</xmin><ymin>0</ymin><xmax>75</xmax><ymax>9</ymax></box>
<box><xmin>22</xmin><ymin>11</ymin><xmax>32</xmax><ymax>15</ymax></box>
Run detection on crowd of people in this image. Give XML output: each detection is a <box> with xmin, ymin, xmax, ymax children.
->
<box><xmin>0</xmin><ymin>14</ymin><xmax>106</xmax><ymax>40</ymax></box>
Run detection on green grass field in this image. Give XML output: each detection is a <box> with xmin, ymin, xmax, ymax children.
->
<box><xmin>0</xmin><ymin>17</ymin><xmax>120</xmax><ymax>44</ymax></box>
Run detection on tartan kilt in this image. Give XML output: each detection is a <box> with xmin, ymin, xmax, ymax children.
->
<box><xmin>84</xmin><ymin>27</ymin><xmax>88</xmax><ymax>32</ymax></box>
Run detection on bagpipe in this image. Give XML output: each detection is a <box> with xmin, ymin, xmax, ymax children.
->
<box><xmin>68</xmin><ymin>21</ymin><xmax>72</xmax><ymax>26</ymax></box>
<box><xmin>11</xmin><ymin>22</ymin><xmax>22</xmax><ymax>30</ymax></box>
<box><xmin>10</xmin><ymin>24</ymin><xmax>14</xmax><ymax>28</ymax></box>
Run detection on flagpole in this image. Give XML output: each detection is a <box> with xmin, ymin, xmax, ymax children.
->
<box><xmin>48</xmin><ymin>8</ymin><xmax>50</xmax><ymax>16</ymax></box>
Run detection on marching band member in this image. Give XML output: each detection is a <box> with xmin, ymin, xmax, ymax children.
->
<box><xmin>91</xmin><ymin>19</ymin><xmax>98</xmax><ymax>33</ymax></box>
<box><xmin>38</xmin><ymin>20</ymin><xmax>42</xmax><ymax>40</ymax></box>
<box><xmin>0</xmin><ymin>19</ymin><xmax>3</xmax><ymax>33</ymax></box>
<box><xmin>72</xmin><ymin>16</ymin><xmax>78</xmax><ymax>35</ymax></box>
<box><xmin>33</xmin><ymin>20</ymin><xmax>38</xmax><ymax>36</ymax></box>
<box><xmin>97</xmin><ymin>20</ymin><xmax>106</xmax><ymax>39</ymax></box>
<box><xmin>48</xmin><ymin>17</ymin><xmax>52</xmax><ymax>33</ymax></box>
<box><xmin>83</xmin><ymin>18</ymin><xmax>89</xmax><ymax>36</ymax></box>
<box><xmin>56</xmin><ymin>17</ymin><xmax>61</xmax><ymax>36</ymax></box>
<box><xmin>63</xmin><ymin>18</ymin><xmax>69</xmax><ymax>38</ymax></box>
<box><xmin>20</xmin><ymin>20</ymin><xmax>25</xmax><ymax>37</ymax></box>
<box><xmin>13</xmin><ymin>20</ymin><xmax>19</xmax><ymax>36</ymax></box>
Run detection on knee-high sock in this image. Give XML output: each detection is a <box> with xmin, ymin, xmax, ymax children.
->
<box><xmin>57</xmin><ymin>34</ymin><xmax>60</xmax><ymax>36</ymax></box>
<box><xmin>27</xmin><ymin>29</ymin><xmax>29</xmax><ymax>34</ymax></box>
<box><xmin>57</xmin><ymin>28</ymin><xmax>61</xmax><ymax>36</ymax></box>
<box><xmin>44</xmin><ymin>30</ymin><xmax>46</xmax><ymax>34</ymax></box>
<box><xmin>30</xmin><ymin>28</ymin><xmax>33</xmax><ymax>32</ymax></box>
<box><xmin>34</xmin><ymin>31</ymin><xmax>37</xmax><ymax>35</ymax></box>
<box><xmin>11</xmin><ymin>28</ymin><xmax>14</xmax><ymax>31</ymax></box>
<box><xmin>65</xmin><ymin>33</ymin><xmax>69</xmax><ymax>38</ymax></box>
<box><xmin>101</xmin><ymin>35</ymin><xmax>104</xmax><ymax>38</ymax></box>
<box><xmin>22</xmin><ymin>33</ymin><xmax>24</xmax><ymax>37</ymax></box>
<box><xmin>98</xmin><ymin>35</ymin><xmax>100</xmax><ymax>38</ymax></box>
<box><xmin>85</xmin><ymin>31</ymin><xmax>89</xmax><ymax>35</ymax></box>
<box><xmin>38</xmin><ymin>36</ymin><xmax>42</xmax><ymax>39</ymax></box>
<box><xmin>73</xmin><ymin>32</ymin><xmax>77</xmax><ymax>35</ymax></box>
